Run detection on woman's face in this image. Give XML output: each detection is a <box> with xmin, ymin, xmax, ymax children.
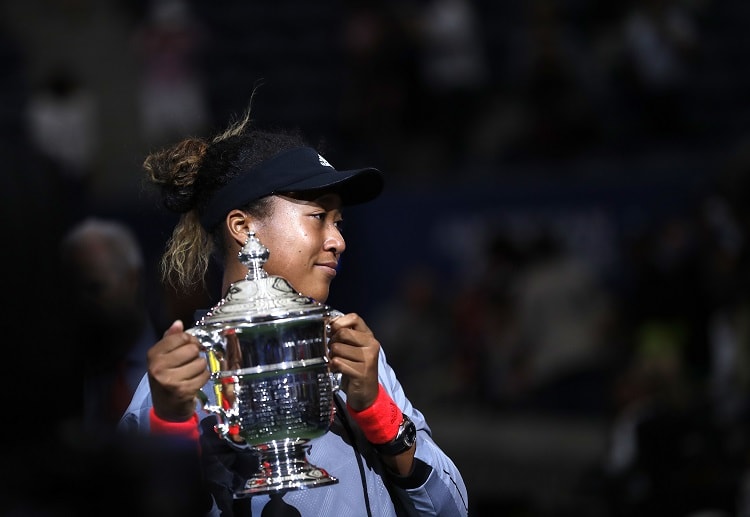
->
<box><xmin>252</xmin><ymin>192</ymin><xmax>345</xmax><ymax>303</ymax></box>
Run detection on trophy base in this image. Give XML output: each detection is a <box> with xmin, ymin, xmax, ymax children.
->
<box><xmin>236</xmin><ymin>464</ymin><xmax>338</xmax><ymax>497</ymax></box>
<box><xmin>233</xmin><ymin>440</ymin><xmax>338</xmax><ymax>497</ymax></box>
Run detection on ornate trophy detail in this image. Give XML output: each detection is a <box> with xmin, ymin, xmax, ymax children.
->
<box><xmin>187</xmin><ymin>232</ymin><xmax>339</xmax><ymax>496</ymax></box>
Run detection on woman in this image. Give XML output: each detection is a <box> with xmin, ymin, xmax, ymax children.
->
<box><xmin>119</xmin><ymin>104</ymin><xmax>468</xmax><ymax>516</ymax></box>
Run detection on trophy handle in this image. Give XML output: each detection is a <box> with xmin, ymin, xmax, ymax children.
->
<box><xmin>326</xmin><ymin>309</ymin><xmax>345</xmax><ymax>393</ymax></box>
<box><xmin>330</xmin><ymin>371</ymin><xmax>342</xmax><ymax>392</ymax></box>
<box><xmin>185</xmin><ymin>326</ymin><xmax>237</xmax><ymax>440</ymax></box>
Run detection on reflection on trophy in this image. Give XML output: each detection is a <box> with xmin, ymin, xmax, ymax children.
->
<box><xmin>188</xmin><ymin>232</ymin><xmax>339</xmax><ymax>496</ymax></box>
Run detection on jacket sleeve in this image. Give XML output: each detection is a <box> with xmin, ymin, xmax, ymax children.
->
<box><xmin>377</xmin><ymin>348</ymin><xmax>469</xmax><ymax>516</ymax></box>
<box><xmin>117</xmin><ymin>373</ymin><xmax>154</xmax><ymax>433</ymax></box>
<box><xmin>117</xmin><ymin>373</ymin><xmax>205</xmax><ymax>437</ymax></box>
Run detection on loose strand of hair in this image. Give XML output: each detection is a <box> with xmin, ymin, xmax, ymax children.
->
<box><xmin>161</xmin><ymin>212</ymin><xmax>212</xmax><ymax>291</ymax></box>
<box><xmin>211</xmin><ymin>84</ymin><xmax>263</xmax><ymax>143</ymax></box>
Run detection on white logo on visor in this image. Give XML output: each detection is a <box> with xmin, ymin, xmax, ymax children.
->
<box><xmin>318</xmin><ymin>154</ymin><xmax>334</xmax><ymax>169</ymax></box>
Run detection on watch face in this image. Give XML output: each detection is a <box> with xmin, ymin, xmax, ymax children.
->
<box><xmin>374</xmin><ymin>414</ymin><xmax>417</xmax><ymax>456</ymax></box>
<box><xmin>403</xmin><ymin>416</ymin><xmax>417</xmax><ymax>447</ymax></box>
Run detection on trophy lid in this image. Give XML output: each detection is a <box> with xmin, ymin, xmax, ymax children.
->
<box><xmin>195</xmin><ymin>232</ymin><xmax>329</xmax><ymax>327</ymax></box>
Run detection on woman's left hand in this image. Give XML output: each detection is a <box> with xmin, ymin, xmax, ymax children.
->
<box><xmin>328</xmin><ymin>312</ymin><xmax>381</xmax><ymax>411</ymax></box>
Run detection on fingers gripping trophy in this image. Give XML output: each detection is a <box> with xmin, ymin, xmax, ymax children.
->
<box><xmin>188</xmin><ymin>232</ymin><xmax>341</xmax><ymax>496</ymax></box>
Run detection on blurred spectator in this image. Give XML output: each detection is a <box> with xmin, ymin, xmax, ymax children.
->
<box><xmin>25</xmin><ymin>69</ymin><xmax>97</xmax><ymax>177</ymax></box>
<box><xmin>25</xmin><ymin>68</ymin><xmax>97</xmax><ymax>220</ymax></box>
<box><xmin>133</xmin><ymin>0</ymin><xmax>208</xmax><ymax>147</ymax></box>
<box><xmin>59</xmin><ymin>217</ymin><xmax>157</xmax><ymax>431</ymax></box>
<box><xmin>714</xmin><ymin>137</ymin><xmax>750</xmax><ymax>413</ymax></box>
<box><xmin>409</xmin><ymin>0</ymin><xmax>490</xmax><ymax>171</ymax></box>
<box><xmin>698</xmin><ymin>196</ymin><xmax>749</xmax><ymax>421</ymax></box>
<box><xmin>617</xmin><ymin>0</ymin><xmax>699</xmax><ymax>141</ymax></box>
<box><xmin>451</xmin><ymin>230</ymin><xmax>527</xmax><ymax>407</ymax></box>
<box><xmin>370</xmin><ymin>265</ymin><xmax>457</xmax><ymax>410</ymax></box>
<box><xmin>452</xmin><ymin>224</ymin><xmax>618</xmax><ymax>412</ymax></box>
<box><xmin>1</xmin><ymin>0</ymin><xmax>145</xmax><ymax>204</ymax></box>
<box><xmin>416</xmin><ymin>0</ymin><xmax>488</xmax><ymax>94</ymax></box>
<box><xmin>599</xmin><ymin>325</ymin><xmax>743</xmax><ymax>516</ymax></box>
<box><xmin>338</xmin><ymin>2</ymin><xmax>418</xmax><ymax>173</ymax></box>
<box><xmin>623</xmin><ymin>213</ymin><xmax>712</xmax><ymax>387</ymax></box>
<box><xmin>509</xmin><ymin>0</ymin><xmax>603</xmax><ymax>161</ymax></box>
<box><xmin>596</xmin><ymin>195</ymin><xmax>750</xmax><ymax>516</ymax></box>
<box><xmin>514</xmin><ymin>230</ymin><xmax>618</xmax><ymax>413</ymax></box>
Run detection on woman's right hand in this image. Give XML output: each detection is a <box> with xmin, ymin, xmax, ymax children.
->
<box><xmin>147</xmin><ymin>320</ymin><xmax>210</xmax><ymax>422</ymax></box>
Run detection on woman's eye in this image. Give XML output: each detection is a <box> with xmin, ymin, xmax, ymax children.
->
<box><xmin>311</xmin><ymin>212</ymin><xmax>344</xmax><ymax>232</ymax></box>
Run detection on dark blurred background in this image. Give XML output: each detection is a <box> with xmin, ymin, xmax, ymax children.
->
<box><xmin>2</xmin><ymin>0</ymin><xmax>750</xmax><ymax>516</ymax></box>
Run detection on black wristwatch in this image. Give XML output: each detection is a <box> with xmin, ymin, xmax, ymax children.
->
<box><xmin>374</xmin><ymin>414</ymin><xmax>417</xmax><ymax>456</ymax></box>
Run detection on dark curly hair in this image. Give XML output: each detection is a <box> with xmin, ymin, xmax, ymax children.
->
<box><xmin>143</xmin><ymin>101</ymin><xmax>309</xmax><ymax>291</ymax></box>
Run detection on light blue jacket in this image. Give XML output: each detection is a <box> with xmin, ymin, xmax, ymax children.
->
<box><xmin>119</xmin><ymin>345</ymin><xmax>468</xmax><ymax>516</ymax></box>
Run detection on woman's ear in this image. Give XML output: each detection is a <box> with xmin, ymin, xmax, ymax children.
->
<box><xmin>225</xmin><ymin>210</ymin><xmax>253</xmax><ymax>246</ymax></box>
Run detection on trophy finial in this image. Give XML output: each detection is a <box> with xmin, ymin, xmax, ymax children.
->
<box><xmin>238</xmin><ymin>231</ymin><xmax>269</xmax><ymax>281</ymax></box>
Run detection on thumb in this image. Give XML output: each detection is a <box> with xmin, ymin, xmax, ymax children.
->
<box><xmin>163</xmin><ymin>319</ymin><xmax>185</xmax><ymax>337</ymax></box>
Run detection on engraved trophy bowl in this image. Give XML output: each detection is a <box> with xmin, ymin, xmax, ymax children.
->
<box><xmin>187</xmin><ymin>232</ymin><xmax>339</xmax><ymax>496</ymax></box>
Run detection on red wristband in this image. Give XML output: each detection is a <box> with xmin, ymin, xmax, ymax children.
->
<box><xmin>346</xmin><ymin>384</ymin><xmax>402</xmax><ymax>445</ymax></box>
<box><xmin>149</xmin><ymin>407</ymin><xmax>200</xmax><ymax>443</ymax></box>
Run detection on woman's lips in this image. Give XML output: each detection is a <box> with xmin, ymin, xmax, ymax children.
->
<box><xmin>317</xmin><ymin>262</ymin><xmax>338</xmax><ymax>277</ymax></box>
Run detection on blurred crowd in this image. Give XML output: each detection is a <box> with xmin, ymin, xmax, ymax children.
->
<box><xmin>2</xmin><ymin>0</ymin><xmax>750</xmax><ymax>515</ymax></box>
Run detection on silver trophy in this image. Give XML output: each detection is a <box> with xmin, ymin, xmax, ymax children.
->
<box><xmin>187</xmin><ymin>232</ymin><xmax>340</xmax><ymax>496</ymax></box>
